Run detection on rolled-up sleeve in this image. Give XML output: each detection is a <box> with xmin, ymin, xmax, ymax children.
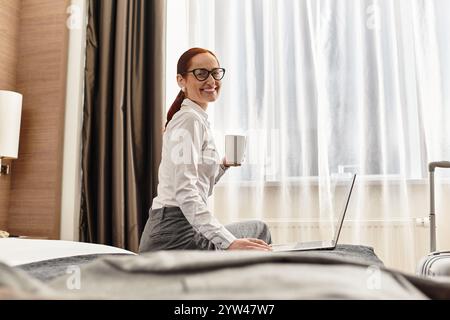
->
<box><xmin>172</xmin><ymin>116</ymin><xmax>236</xmax><ymax>249</ymax></box>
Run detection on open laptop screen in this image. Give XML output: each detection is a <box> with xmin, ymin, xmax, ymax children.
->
<box><xmin>333</xmin><ymin>174</ymin><xmax>357</xmax><ymax>243</ymax></box>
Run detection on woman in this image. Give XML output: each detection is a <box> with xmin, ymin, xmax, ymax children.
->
<box><xmin>139</xmin><ymin>48</ymin><xmax>272</xmax><ymax>252</ymax></box>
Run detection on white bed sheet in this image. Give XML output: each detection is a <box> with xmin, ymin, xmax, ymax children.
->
<box><xmin>0</xmin><ymin>238</ymin><xmax>136</xmax><ymax>266</ymax></box>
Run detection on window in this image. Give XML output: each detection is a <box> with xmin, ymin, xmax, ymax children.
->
<box><xmin>166</xmin><ymin>0</ymin><xmax>450</xmax><ymax>182</ymax></box>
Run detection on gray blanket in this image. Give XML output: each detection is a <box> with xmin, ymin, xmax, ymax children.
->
<box><xmin>15</xmin><ymin>244</ymin><xmax>383</xmax><ymax>282</ymax></box>
<box><xmin>16</xmin><ymin>254</ymin><xmax>131</xmax><ymax>282</ymax></box>
<box><xmin>2</xmin><ymin>245</ymin><xmax>450</xmax><ymax>299</ymax></box>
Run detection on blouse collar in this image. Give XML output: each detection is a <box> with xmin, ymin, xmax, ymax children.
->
<box><xmin>181</xmin><ymin>98</ymin><xmax>208</xmax><ymax>120</ymax></box>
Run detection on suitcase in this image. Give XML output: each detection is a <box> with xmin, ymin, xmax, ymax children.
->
<box><xmin>417</xmin><ymin>161</ymin><xmax>450</xmax><ymax>279</ymax></box>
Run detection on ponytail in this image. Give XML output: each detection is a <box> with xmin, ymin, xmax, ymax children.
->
<box><xmin>165</xmin><ymin>90</ymin><xmax>185</xmax><ymax>129</ymax></box>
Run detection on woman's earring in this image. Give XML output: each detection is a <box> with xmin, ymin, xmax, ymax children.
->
<box><xmin>181</xmin><ymin>87</ymin><xmax>186</xmax><ymax>93</ymax></box>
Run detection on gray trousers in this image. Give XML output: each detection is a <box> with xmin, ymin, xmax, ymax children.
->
<box><xmin>139</xmin><ymin>206</ymin><xmax>272</xmax><ymax>253</ymax></box>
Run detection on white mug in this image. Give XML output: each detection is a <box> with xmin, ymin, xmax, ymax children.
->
<box><xmin>225</xmin><ymin>135</ymin><xmax>247</xmax><ymax>165</ymax></box>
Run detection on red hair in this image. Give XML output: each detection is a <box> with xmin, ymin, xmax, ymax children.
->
<box><xmin>165</xmin><ymin>48</ymin><xmax>219</xmax><ymax>129</ymax></box>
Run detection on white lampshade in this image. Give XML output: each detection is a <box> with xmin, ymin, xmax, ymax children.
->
<box><xmin>0</xmin><ymin>90</ymin><xmax>23</xmax><ymax>159</ymax></box>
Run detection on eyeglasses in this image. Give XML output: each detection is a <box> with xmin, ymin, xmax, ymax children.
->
<box><xmin>183</xmin><ymin>68</ymin><xmax>226</xmax><ymax>81</ymax></box>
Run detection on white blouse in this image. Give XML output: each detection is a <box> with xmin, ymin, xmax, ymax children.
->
<box><xmin>151</xmin><ymin>98</ymin><xmax>236</xmax><ymax>249</ymax></box>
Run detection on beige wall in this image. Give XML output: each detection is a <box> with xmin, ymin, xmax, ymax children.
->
<box><xmin>0</xmin><ymin>0</ymin><xmax>20</xmax><ymax>90</ymax></box>
<box><xmin>0</xmin><ymin>0</ymin><xmax>21</xmax><ymax>230</ymax></box>
<box><xmin>60</xmin><ymin>0</ymin><xmax>87</xmax><ymax>241</ymax></box>
<box><xmin>0</xmin><ymin>0</ymin><xmax>69</xmax><ymax>238</ymax></box>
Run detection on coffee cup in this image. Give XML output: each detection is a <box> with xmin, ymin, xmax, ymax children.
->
<box><xmin>225</xmin><ymin>135</ymin><xmax>247</xmax><ymax>166</ymax></box>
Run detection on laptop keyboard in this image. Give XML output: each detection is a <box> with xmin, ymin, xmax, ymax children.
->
<box><xmin>295</xmin><ymin>240</ymin><xmax>325</xmax><ymax>249</ymax></box>
<box><xmin>271</xmin><ymin>240</ymin><xmax>335</xmax><ymax>251</ymax></box>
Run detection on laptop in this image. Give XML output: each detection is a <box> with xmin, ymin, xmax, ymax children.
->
<box><xmin>271</xmin><ymin>174</ymin><xmax>356</xmax><ymax>252</ymax></box>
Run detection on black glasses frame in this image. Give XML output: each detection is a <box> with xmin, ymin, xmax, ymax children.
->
<box><xmin>183</xmin><ymin>68</ymin><xmax>226</xmax><ymax>81</ymax></box>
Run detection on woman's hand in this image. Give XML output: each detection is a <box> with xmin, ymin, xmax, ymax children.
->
<box><xmin>227</xmin><ymin>238</ymin><xmax>272</xmax><ymax>251</ymax></box>
<box><xmin>222</xmin><ymin>157</ymin><xmax>241</xmax><ymax>168</ymax></box>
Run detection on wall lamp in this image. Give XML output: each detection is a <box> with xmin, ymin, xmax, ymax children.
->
<box><xmin>0</xmin><ymin>90</ymin><xmax>23</xmax><ymax>176</ymax></box>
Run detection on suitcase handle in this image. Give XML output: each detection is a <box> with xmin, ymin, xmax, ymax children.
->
<box><xmin>429</xmin><ymin>161</ymin><xmax>450</xmax><ymax>252</ymax></box>
<box><xmin>429</xmin><ymin>161</ymin><xmax>450</xmax><ymax>172</ymax></box>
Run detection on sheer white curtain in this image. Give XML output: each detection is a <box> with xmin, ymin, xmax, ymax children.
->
<box><xmin>166</xmin><ymin>0</ymin><xmax>450</xmax><ymax>272</ymax></box>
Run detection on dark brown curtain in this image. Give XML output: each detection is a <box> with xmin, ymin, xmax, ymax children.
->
<box><xmin>80</xmin><ymin>0</ymin><xmax>165</xmax><ymax>252</ymax></box>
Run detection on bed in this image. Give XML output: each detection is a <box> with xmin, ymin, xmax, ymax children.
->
<box><xmin>0</xmin><ymin>238</ymin><xmax>135</xmax><ymax>267</ymax></box>
<box><xmin>0</xmin><ymin>238</ymin><xmax>136</xmax><ymax>283</ymax></box>
<box><xmin>1</xmin><ymin>239</ymin><xmax>450</xmax><ymax>300</ymax></box>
